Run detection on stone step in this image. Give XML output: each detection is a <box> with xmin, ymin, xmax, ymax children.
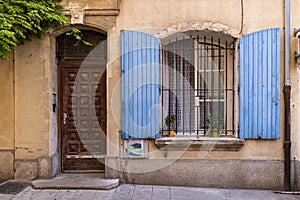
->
<box><xmin>32</xmin><ymin>173</ymin><xmax>119</xmax><ymax>190</ymax></box>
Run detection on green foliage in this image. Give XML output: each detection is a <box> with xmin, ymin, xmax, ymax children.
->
<box><xmin>66</xmin><ymin>28</ymin><xmax>93</xmax><ymax>46</ymax></box>
<box><xmin>165</xmin><ymin>114</ymin><xmax>176</xmax><ymax>130</ymax></box>
<box><xmin>0</xmin><ymin>0</ymin><xmax>69</xmax><ymax>59</ymax></box>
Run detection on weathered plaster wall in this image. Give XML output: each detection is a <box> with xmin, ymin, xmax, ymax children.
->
<box><xmin>0</xmin><ymin>55</ymin><xmax>15</xmax><ymax>178</ymax></box>
<box><xmin>291</xmin><ymin>0</ymin><xmax>300</xmax><ymax>163</ymax></box>
<box><xmin>49</xmin><ymin>33</ymin><xmax>59</xmax><ymax>177</ymax></box>
<box><xmin>106</xmin><ymin>32</ymin><xmax>121</xmax><ymax>157</ymax></box>
<box><xmin>103</xmin><ymin>0</ymin><xmax>289</xmax><ymax>189</ymax></box>
<box><xmin>108</xmin><ymin>0</ymin><xmax>285</xmax><ymax>160</ymax></box>
<box><xmin>294</xmin><ymin>160</ymin><xmax>300</xmax><ymax>190</ymax></box>
<box><xmin>14</xmin><ymin>37</ymin><xmax>50</xmax><ymax>159</ymax></box>
<box><xmin>117</xmin><ymin>0</ymin><xmax>240</xmax><ymax>31</ymax></box>
<box><xmin>60</xmin><ymin>0</ymin><xmax>119</xmax><ymax>10</ymax></box>
<box><xmin>14</xmin><ymin>37</ymin><xmax>51</xmax><ymax>179</ymax></box>
<box><xmin>290</xmin><ymin>0</ymin><xmax>300</xmax><ymax>190</ymax></box>
<box><xmin>1</xmin><ymin>0</ymin><xmax>299</xmax><ymax>188</ymax></box>
<box><xmin>0</xmin><ymin>54</ymin><xmax>15</xmax><ymax>150</ymax></box>
<box><xmin>119</xmin><ymin>159</ymin><xmax>284</xmax><ymax>190</ymax></box>
<box><xmin>147</xmin><ymin>140</ymin><xmax>283</xmax><ymax>160</ymax></box>
<box><xmin>242</xmin><ymin>0</ymin><xmax>284</xmax><ymax>33</ymax></box>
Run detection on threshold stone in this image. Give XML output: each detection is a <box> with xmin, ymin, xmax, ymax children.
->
<box><xmin>32</xmin><ymin>173</ymin><xmax>119</xmax><ymax>190</ymax></box>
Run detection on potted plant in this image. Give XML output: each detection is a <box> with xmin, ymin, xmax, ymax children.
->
<box><xmin>208</xmin><ymin>119</ymin><xmax>222</xmax><ymax>137</ymax></box>
<box><xmin>165</xmin><ymin>114</ymin><xmax>176</xmax><ymax>137</ymax></box>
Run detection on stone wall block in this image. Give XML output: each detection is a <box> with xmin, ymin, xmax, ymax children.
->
<box><xmin>0</xmin><ymin>150</ymin><xmax>14</xmax><ymax>179</ymax></box>
<box><xmin>38</xmin><ymin>157</ymin><xmax>51</xmax><ymax>179</ymax></box>
<box><xmin>14</xmin><ymin>159</ymin><xmax>37</xmax><ymax>180</ymax></box>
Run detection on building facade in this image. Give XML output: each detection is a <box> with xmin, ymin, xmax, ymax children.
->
<box><xmin>0</xmin><ymin>0</ymin><xmax>300</xmax><ymax>190</ymax></box>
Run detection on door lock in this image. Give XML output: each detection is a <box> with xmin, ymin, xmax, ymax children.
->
<box><xmin>63</xmin><ymin>113</ymin><xmax>67</xmax><ymax>125</ymax></box>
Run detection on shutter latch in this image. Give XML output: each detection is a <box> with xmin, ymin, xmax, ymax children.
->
<box><xmin>272</xmin><ymin>97</ymin><xmax>279</xmax><ymax>105</ymax></box>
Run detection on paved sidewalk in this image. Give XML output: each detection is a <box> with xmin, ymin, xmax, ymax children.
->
<box><xmin>1</xmin><ymin>184</ymin><xmax>300</xmax><ymax>200</ymax></box>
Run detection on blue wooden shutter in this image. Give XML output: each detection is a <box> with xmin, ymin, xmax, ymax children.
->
<box><xmin>240</xmin><ymin>28</ymin><xmax>281</xmax><ymax>139</ymax></box>
<box><xmin>121</xmin><ymin>30</ymin><xmax>160</xmax><ymax>139</ymax></box>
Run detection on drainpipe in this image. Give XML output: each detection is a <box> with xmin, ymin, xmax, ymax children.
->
<box><xmin>284</xmin><ymin>0</ymin><xmax>291</xmax><ymax>192</ymax></box>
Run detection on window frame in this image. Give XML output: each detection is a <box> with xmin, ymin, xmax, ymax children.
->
<box><xmin>160</xmin><ymin>33</ymin><xmax>238</xmax><ymax>138</ymax></box>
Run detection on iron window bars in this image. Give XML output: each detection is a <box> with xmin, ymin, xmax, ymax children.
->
<box><xmin>161</xmin><ymin>34</ymin><xmax>236</xmax><ymax>137</ymax></box>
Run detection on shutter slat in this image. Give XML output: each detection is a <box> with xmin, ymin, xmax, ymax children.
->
<box><xmin>240</xmin><ymin>28</ymin><xmax>281</xmax><ymax>139</ymax></box>
<box><xmin>121</xmin><ymin>30</ymin><xmax>160</xmax><ymax>139</ymax></box>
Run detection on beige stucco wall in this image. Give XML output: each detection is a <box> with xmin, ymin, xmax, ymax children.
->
<box><xmin>2</xmin><ymin>0</ymin><xmax>300</xmax><ymax>182</ymax></box>
<box><xmin>60</xmin><ymin>0</ymin><xmax>119</xmax><ymax>10</ymax></box>
<box><xmin>14</xmin><ymin>37</ymin><xmax>51</xmax><ymax>160</ymax></box>
<box><xmin>0</xmin><ymin>53</ymin><xmax>15</xmax><ymax>150</ymax></box>
<box><xmin>0</xmin><ymin>53</ymin><xmax>15</xmax><ymax>178</ymax></box>
<box><xmin>116</xmin><ymin>0</ymin><xmax>284</xmax><ymax>32</ymax></box>
<box><xmin>291</xmin><ymin>0</ymin><xmax>300</xmax><ymax>162</ymax></box>
<box><xmin>117</xmin><ymin>0</ymin><xmax>240</xmax><ymax>31</ymax></box>
<box><xmin>106</xmin><ymin>0</ymin><xmax>286</xmax><ymax>160</ymax></box>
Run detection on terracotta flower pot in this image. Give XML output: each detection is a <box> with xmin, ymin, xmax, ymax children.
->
<box><xmin>169</xmin><ymin>130</ymin><xmax>175</xmax><ymax>137</ymax></box>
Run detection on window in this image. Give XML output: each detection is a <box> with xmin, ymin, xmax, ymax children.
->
<box><xmin>120</xmin><ymin>29</ymin><xmax>281</xmax><ymax>140</ymax></box>
<box><xmin>161</xmin><ymin>32</ymin><xmax>236</xmax><ymax>137</ymax></box>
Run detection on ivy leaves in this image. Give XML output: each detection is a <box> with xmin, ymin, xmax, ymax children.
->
<box><xmin>0</xmin><ymin>0</ymin><xmax>69</xmax><ymax>59</ymax></box>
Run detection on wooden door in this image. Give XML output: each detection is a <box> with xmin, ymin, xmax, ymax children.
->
<box><xmin>57</xmin><ymin>29</ymin><xmax>107</xmax><ymax>172</ymax></box>
<box><xmin>60</xmin><ymin>65</ymin><xmax>106</xmax><ymax>171</ymax></box>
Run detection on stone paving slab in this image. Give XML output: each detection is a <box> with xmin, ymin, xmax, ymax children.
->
<box><xmin>32</xmin><ymin>173</ymin><xmax>119</xmax><ymax>190</ymax></box>
<box><xmin>1</xmin><ymin>184</ymin><xmax>300</xmax><ymax>200</ymax></box>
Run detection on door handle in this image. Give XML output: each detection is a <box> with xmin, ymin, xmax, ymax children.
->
<box><xmin>63</xmin><ymin>113</ymin><xmax>67</xmax><ymax>125</ymax></box>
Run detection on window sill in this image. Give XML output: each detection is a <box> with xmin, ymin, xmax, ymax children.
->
<box><xmin>155</xmin><ymin>136</ymin><xmax>245</xmax><ymax>151</ymax></box>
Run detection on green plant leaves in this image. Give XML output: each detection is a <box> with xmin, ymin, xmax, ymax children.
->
<box><xmin>0</xmin><ymin>0</ymin><xmax>69</xmax><ymax>59</ymax></box>
<box><xmin>165</xmin><ymin>114</ymin><xmax>176</xmax><ymax>129</ymax></box>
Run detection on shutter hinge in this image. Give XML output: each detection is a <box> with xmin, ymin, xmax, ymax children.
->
<box><xmin>122</xmin><ymin>102</ymin><xmax>125</xmax><ymax>111</ymax></box>
<box><xmin>272</xmin><ymin>97</ymin><xmax>280</xmax><ymax>105</ymax></box>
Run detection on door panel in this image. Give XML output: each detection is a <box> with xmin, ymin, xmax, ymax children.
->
<box><xmin>60</xmin><ymin>66</ymin><xmax>107</xmax><ymax>171</ymax></box>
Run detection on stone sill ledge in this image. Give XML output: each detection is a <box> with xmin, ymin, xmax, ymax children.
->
<box><xmin>155</xmin><ymin>137</ymin><xmax>245</xmax><ymax>151</ymax></box>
